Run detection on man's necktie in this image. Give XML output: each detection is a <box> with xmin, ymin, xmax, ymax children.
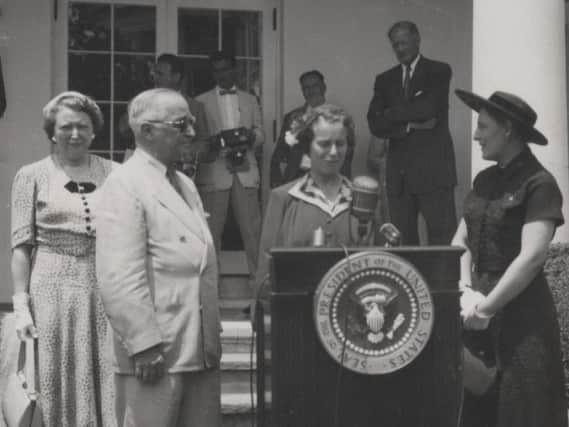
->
<box><xmin>220</xmin><ymin>89</ymin><xmax>237</xmax><ymax>96</ymax></box>
<box><xmin>403</xmin><ymin>65</ymin><xmax>411</xmax><ymax>100</ymax></box>
<box><xmin>166</xmin><ymin>168</ymin><xmax>185</xmax><ymax>201</ymax></box>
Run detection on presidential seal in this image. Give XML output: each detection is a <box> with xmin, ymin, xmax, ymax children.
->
<box><xmin>313</xmin><ymin>251</ymin><xmax>434</xmax><ymax>375</ymax></box>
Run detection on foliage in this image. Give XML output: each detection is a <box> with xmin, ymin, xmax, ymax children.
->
<box><xmin>545</xmin><ymin>243</ymin><xmax>569</xmax><ymax>400</ymax></box>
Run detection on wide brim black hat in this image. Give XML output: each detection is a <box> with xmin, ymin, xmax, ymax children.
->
<box><xmin>455</xmin><ymin>89</ymin><xmax>547</xmax><ymax>145</ymax></box>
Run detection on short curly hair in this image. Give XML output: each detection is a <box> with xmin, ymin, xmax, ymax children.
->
<box><xmin>42</xmin><ymin>91</ymin><xmax>104</xmax><ymax>140</ymax></box>
<box><xmin>295</xmin><ymin>104</ymin><xmax>353</xmax><ymax>154</ymax></box>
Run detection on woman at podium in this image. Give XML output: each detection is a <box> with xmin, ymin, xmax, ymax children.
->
<box><xmin>453</xmin><ymin>89</ymin><xmax>567</xmax><ymax>427</ymax></box>
<box><xmin>254</xmin><ymin>104</ymin><xmax>373</xmax><ymax>300</ymax></box>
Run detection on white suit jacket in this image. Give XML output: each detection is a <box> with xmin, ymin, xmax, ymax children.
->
<box><xmin>96</xmin><ymin>149</ymin><xmax>221</xmax><ymax>374</ymax></box>
<box><xmin>195</xmin><ymin>88</ymin><xmax>264</xmax><ymax>191</ymax></box>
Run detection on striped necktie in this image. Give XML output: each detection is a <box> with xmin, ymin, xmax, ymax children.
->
<box><xmin>167</xmin><ymin>168</ymin><xmax>185</xmax><ymax>201</ymax></box>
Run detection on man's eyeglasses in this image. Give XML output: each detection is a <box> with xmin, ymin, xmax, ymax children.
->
<box><xmin>144</xmin><ymin>116</ymin><xmax>195</xmax><ymax>133</ymax></box>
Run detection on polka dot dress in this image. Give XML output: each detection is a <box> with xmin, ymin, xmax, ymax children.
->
<box><xmin>11</xmin><ymin>155</ymin><xmax>116</xmax><ymax>427</ymax></box>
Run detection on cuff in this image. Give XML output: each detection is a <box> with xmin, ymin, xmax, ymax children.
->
<box><xmin>126</xmin><ymin>328</ymin><xmax>163</xmax><ymax>356</ymax></box>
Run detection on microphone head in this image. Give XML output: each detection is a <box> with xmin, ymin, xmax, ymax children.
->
<box><xmin>352</xmin><ymin>175</ymin><xmax>379</xmax><ymax>191</ymax></box>
<box><xmin>351</xmin><ymin>176</ymin><xmax>380</xmax><ymax>222</ymax></box>
<box><xmin>379</xmin><ymin>223</ymin><xmax>402</xmax><ymax>246</ymax></box>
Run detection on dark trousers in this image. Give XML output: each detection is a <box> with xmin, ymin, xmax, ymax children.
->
<box><xmin>387</xmin><ymin>185</ymin><xmax>457</xmax><ymax>245</ymax></box>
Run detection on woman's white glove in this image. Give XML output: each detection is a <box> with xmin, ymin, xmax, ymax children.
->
<box><xmin>12</xmin><ymin>292</ymin><xmax>37</xmax><ymax>340</ymax></box>
<box><xmin>460</xmin><ymin>287</ymin><xmax>485</xmax><ymax>315</ymax></box>
<box><xmin>460</xmin><ymin>288</ymin><xmax>493</xmax><ymax>330</ymax></box>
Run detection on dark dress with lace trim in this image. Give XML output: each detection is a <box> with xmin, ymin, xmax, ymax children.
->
<box><xmin>461</xmin><ymin>147</ymin><xmax>567</xmax><ymax>427</ymax></box>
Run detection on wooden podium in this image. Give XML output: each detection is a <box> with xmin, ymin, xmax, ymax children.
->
<box><xmin>255</xmin><ymin>246</ymin><xmax>464</xmax><ymax>427</ymax></box>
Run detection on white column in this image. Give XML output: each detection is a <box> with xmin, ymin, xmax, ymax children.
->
<box><xmin>472</xmin><ymin>0</ymin><xmax>569</xmax><ymax>242</ymax></box>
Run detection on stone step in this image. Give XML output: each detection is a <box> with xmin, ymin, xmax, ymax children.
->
<box><xmin>221</xmin><ymin>320</ymin><xmax>254</xmax><ymax>354</ymax></box>
<box><xmin>220</xmin><ymin>318</ymin><xmax>271</xmax><ymax>352</ymax></box>
<box><xmin>221</xmin><ymin>391</ymin><xmax>271</xmax><ymax>410</ymax></box>
<box><xmin>221</xmin><ymin>352</ymin><xmax>256</xmax><ymax>395</ymax></box>
<box><xmin>222</xmin><ymin>392</ymin><xmax>256</xmax><ymax>416</ymax></box>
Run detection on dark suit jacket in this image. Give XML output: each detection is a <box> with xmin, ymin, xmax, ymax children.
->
<box><xmin>366</xmin><ymin>56</ymin><xmax>457</xmax><ymax>195</ymax></box>
<box><xmin>270</xmin><ymin>104</ymin><xmax>355</xmax><ymax>188</ymax></box>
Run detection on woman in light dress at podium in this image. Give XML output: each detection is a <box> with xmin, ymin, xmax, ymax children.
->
<box><xmin>453</xmin><ymin>89</ymin><xmax>567</xmax><ymax>427</ymax></box>
<box><xmin>254</xmin><ymin>104</ymin><xmax>371</xmax><ymax>300</ymax></box>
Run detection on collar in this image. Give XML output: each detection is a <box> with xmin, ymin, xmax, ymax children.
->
<box><xmin>134</xmin><ymin>147</ymin><xmax>168</xmax><ymax>176</ymax></box>
<box><xmin>303</xmin><ymin>101</ymin><xmax>325</xmax><ymax>112</ymax></box>
<box><xmin>288</xmin><ymin>173</ymin><xmax>352</xmax><ymax>218</ymax></box>
<box><xmin>402</xmin><ymin>54</ymin><xmax>421</xmax><ymax>77</ymax></box>
<box><xmin>216</xmin><ymin>86</ymin><xmax>238</xmax><ymax>95</ymax></box>
<box><xmin>497</xmin><ymin>146</ymin><xmax>533</xmax><ymax>179</ymax></box>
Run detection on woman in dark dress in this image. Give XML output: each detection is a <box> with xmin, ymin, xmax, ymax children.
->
<box><xmin>452</xmin><ymin>89</ymin><xmax>567</xmax><ymax>427</ymax></box>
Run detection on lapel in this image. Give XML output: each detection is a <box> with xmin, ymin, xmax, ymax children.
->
<box><xmin>153</xmin><ymin>176</ymin><xmax>205</xmax><ymax>244</ymax></box>
<box><xmin>178</xmin><ymin>176</ymin><xmax>213</xmax><ymax>246</ymax></box>
<box><xmin>409</xmin><ymin>56</ymin><xmax>426</xmax><ymax>97</ymax></box>
<box><xmin>391</xmin><ymin>65</ymin><xmax>405</xmax><ymax>100</ymax></box>
<box><xmin>131</xmin><ymin>151</ymin><xmax>206</xmax><ymax>243</ymax></box>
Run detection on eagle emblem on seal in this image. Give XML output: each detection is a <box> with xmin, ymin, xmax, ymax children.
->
<box><xmin>352</xmin><ymin>283</ymin><xmax>405</xmax><ymax>344</ymax></box>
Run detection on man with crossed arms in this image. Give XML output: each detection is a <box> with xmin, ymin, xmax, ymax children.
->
<box><xmin>367</xmin><ymin>21</ymin><xmax>457</xmax><ymax>245</ymax></box>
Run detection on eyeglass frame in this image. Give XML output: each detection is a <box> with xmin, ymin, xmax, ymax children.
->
<box><xmin>143</xmin><ymin>116</ymin><xmax>195</xmax><ymax>134</ymax></box>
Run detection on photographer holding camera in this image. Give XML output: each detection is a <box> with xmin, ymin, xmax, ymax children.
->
<box><xmin>195</xmin><ymin>51</ymin><xmax>264</xmax><ymax>285</ymax></box>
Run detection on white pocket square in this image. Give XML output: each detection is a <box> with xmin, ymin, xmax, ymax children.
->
<box><xmin>414</xmin><ymin>90</ymin><xmax>423</xmax><ymax>97</ymax></box>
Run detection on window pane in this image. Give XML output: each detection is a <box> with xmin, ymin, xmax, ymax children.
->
<box><xmin>114</xmin><ymin>5</ymin><xmax>156</xmax><ymax>53</ymax></box>
<box><xmin>113</xmin><ymin>103</ymin><xmax>134</xmax><ymax>151</ymax></box>
<box><xmin>91</xmin><ymin>103</ymin><xmax>110</xmax><ymax>151</ymax></box>
<box><xmin>236</xmin><ymin>59</ymin><xmax>261</xmax><ymax>99</ymax></box>
<box><xmin>222</xmin><ymin>11</ymin><xmax>260</xmax><ymax>57</ymax></box>
<box><xmin>114</xmin><ymin>54</ymin><xmax>154</xmax><ymax>102</ymax></box>
<box><xmin>68</xmin><ymin>3</ymin><xmax>111</xmax><ymax>51</ymax></box>
<box><xmin>68</xmin><ymin>53</ymin><xmax>111</xmax><ymax>100</ymax></box>
<box><xmin>178</xmin><ymin>9</ymin><xmax>218</xmax><ymax>55</ymax></box>
<box><xmin>180</xmin><ymin>57</ymin><xmax>215</xmax><ymax>97</ymax></box>
<box><xmin>112</xmin><ymin>151</ymin><xmax>126</xmax><ymax>163</ymax></box>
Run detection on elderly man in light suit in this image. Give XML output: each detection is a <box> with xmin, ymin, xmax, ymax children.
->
<box><xmin>96</xmin><ymin>88</ymin><xmax>221</xmax><ymax>427</ymax></box>
<box><xmin>195</xmin><ymin>50</ymin><xmax>264</xmax><ymax>283</ymax></box>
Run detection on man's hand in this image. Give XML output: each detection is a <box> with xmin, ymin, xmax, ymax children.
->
<box><xmin>133</xmin><ymin>345</ymin><xmax>165</xmax><ymax>384</ymax></box>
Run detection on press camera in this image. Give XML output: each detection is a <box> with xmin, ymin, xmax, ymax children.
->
<box><xmin>210</xmin><ymin>127</ymin><xmax>253</xmax><ymax>170</ymax></box>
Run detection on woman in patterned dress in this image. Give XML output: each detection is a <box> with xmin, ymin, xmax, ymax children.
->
<box><xmin>452</xmin><ymin>89</ymin><xmax>568</xmax><ymax>427</ymax></box>
<box><xmin>10</xmin><ymin>91</ymin><xmax>116</xmax><ymax>426</ymax></box>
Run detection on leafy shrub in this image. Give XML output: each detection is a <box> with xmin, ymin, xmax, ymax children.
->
<box><xmin>545</xmin><ymin>243</ymin><xmax>569</xmax><ymax>401</ymax></box>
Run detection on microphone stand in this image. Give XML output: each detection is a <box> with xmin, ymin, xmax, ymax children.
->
<box><xmin>354</xmin><ymin>217</ymin><xmax>376</xmax><ymax>246</ymax></box>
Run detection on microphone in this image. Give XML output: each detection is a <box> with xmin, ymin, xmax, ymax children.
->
<box><xmin>351</xmin><ymin>176</ymin><xmax>380</xmax><ymax>222</ymax></box>
<box><xmin>379</xmin><ymin>223</ymin><xmax>402</xmax><ymax>247</ymax></box>
<box><xmin>351</xmin><ymin>176</ymin><xmax>380</xmax><ymax>244</ymax></box>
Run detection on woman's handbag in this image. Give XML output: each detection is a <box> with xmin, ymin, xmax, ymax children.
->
<box><xmin>463</xmin><ymin>345</ymin><xmax>497</xmax><ymax>396</ymax></box>
<box><xmin>2</xmin><ymin>337</ymin><xmax>42</xmax><ymax>427</ymax></box>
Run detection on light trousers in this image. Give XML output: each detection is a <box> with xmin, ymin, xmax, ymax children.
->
<box><xmin>200</xmin><ymin>175</ymin><xmax>261</xmax><ymax>279</ymax></box>
<box><xmin>114</xmin><ymin>369</ymin><xmax>221</xmax><ymax>427</ymax></box>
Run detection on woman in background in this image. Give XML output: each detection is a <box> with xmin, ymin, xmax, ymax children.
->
<box><xmin>10</xmin><ymin>91</ymin><xmax>115</xmax><ymax>426</ymax></box>
<box><xmin>453</xmin><ymin>89</ymin><xmax>567</xmax><ymax>427</ymax></box>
